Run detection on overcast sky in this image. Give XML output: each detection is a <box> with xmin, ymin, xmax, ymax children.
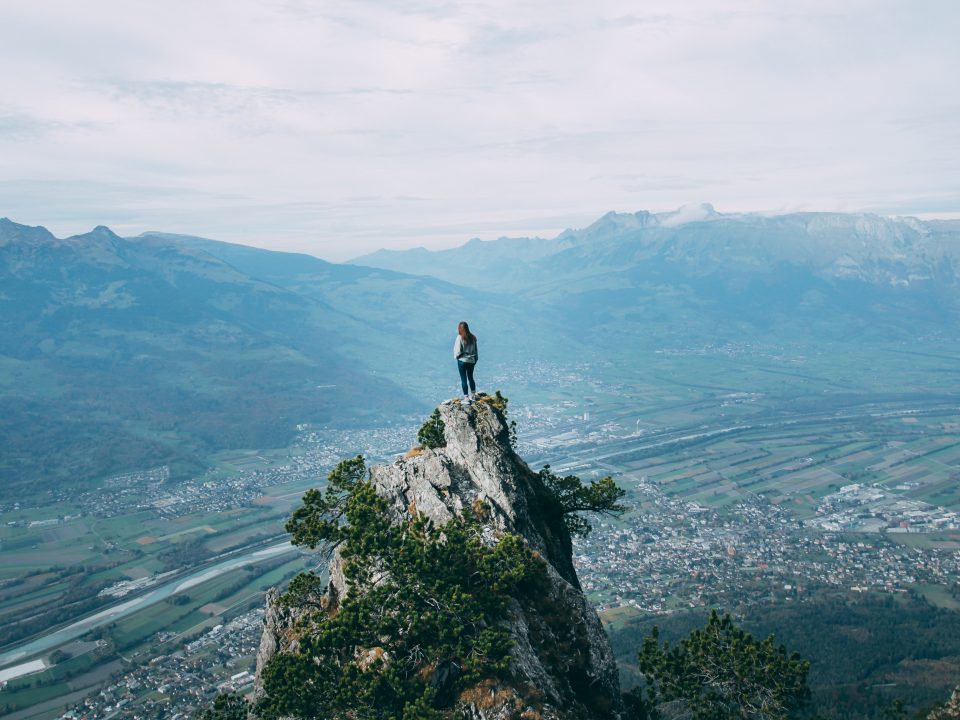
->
<box><xmin>1</xmin><ymin>0</ymin><xmax>958</xmax><ymax>260</ymax></box>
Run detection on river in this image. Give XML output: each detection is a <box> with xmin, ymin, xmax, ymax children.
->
<box><xmin>0</xmin><ymin>541</ymin><xmax>295</xmax><ymax>670</ymax></box>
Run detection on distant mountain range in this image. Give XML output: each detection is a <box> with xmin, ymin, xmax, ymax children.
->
<box><xmin>138</xmin><ymin>231</ymin><xmax>552</xmax><ymax>369</ymax></box>
<box><xmin>3</xmin><ymin>206</ymin><xmax>959</xmax><ymax>493</ymax></box>
<box><xmin>355</xmin><ymin>204</ymin><xmax>960</xmax><ymax>290</ymax></box>
<box><xmin>353</xmin><ymin>204</ymin><xmax>960</xmax><ymax>344</ymax></box>
<box><xmin>0</xmin><ymin>221</ymin><xmax>422</xmax><ymax>492</ymax></box>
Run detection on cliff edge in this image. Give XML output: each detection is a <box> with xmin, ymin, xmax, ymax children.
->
<box><xmin>255</xmin><ymin>396</ymin><xmax>624</xmax><ymax>719</ymax></box>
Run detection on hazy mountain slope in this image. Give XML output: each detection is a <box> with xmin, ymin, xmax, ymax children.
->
<box><xmin>353</xmin><ymin>207</ymin><xmax>960</xmax><ymax>290</ymax></box>
<box><xmin>539</xmin><ymin>212</ymin><xmax>960</xmax><ymax>344</ymax></box>
<box><xmin>350</xmin><ymin>235</ymin><xmax>564</xmax><ymax>288</ymax></box>
<box><xmin>138</xmin><ymin>232</ymin><xmax>572</xmax><ymax>389</ymax></box>
<box><xmin>0</xmin><ymin>219</ymin><xmax>418</xmax><ymax>495</ymax></box>
<box><xmin>350</xmin><ymin>207</ymin><xmax>960</xmax><ymax>345</ymax></box>
<box><xmin>7</xmin><ymin>207</ymin><xmax>958</xmax><ymax>494</ymax></box>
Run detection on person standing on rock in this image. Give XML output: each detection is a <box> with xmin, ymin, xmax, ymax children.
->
<box><xmin>454</xmin><ymin>321</ymin><xmax>479</xmax><ymax>404</ymax></box>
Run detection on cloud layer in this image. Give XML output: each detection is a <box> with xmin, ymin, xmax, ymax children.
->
<box><xmin>1</xmin><ymin>0</ymin><xmax>958</xmax><ymax>259</ymax></box>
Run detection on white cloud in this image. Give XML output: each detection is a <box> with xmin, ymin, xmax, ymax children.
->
<box><xmin>0</xmin><ymin>0</ymin><xmax>958</xmax><ymax>259</ymax></box>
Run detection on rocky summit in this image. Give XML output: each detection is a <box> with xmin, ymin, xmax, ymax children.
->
<box><xmin>255</xmin><ymin>396</ymin><xmax>624</xmax><ymax>719</ymax></box>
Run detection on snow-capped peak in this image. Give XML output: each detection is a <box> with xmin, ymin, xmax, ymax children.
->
<box><xmin>658</xmin><ymin>202</ymin><xmax>720</xmax><ymax>227</ymax></box>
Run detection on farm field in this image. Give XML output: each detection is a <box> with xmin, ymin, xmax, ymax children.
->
<box><xmin>627</xmin><ymin>414</ymin><xmax>960</xmax><ymax>513</ymax></box>
<box><xmin>0</xmin><ymin>478</ymin><xmax>322</xmax><ymax>716</ymax></box>
<box><xmin>0</xmin><ymin>549</ymin><xmax>310</xmax><ymax>719</ymax></box>
<box><xmin>3</xmin><ymin>342</ymin><xmax>960</xmax><ymax>717</ymax></box>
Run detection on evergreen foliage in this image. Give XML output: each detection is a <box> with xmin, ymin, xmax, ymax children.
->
<box><xmin>257</xmin><ymin>457</ymin><xmax>548</xmax><ymax>719</ymax></box>
<box><xmin>882</xmin><ymin>698</ymin><xmax>908</xmax><ymax>720</ymax></box>
<box><xmin>193</xmin><ymin>693</ymin><xmax>249</xmax><ymax>719</ymax></box>
<box><xmin>417</xmin><ymin>409</ymin><xmax>446</xmax><ymax>449</ymax></box>
<box><xmin>537</xmin><ymin>465</ymin><xmax>628</xmax><ymax>536</ymax></box>
<box><xmin>628</xmin><ymin>609</ymin><xmax>811</xmax><ymax>720</ymax></box>
<box><xmin>284</xmin><ymin>455</ymin><xmax>366</xmax><ymax>550</ymax></box>
<box><xmin>610</xmin><ymin>592</ymin><xmax>960</xmax><ymax>718</ymax></box>
<box><xmin>278</xmin><ymin>570</ymin><xmax>326</xmax><ymax>609</ymax></box>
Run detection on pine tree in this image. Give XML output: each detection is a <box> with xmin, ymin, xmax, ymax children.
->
<box><xmin>629</xmin><ymin>610</ymin><xmax>811</xmax><ymax>720</ymax></box>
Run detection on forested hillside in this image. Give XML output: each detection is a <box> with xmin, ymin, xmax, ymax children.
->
<box><xmin>609</xmin><ymin>591</ymin><xmax>960</xmax><ymax>718</ymax></box>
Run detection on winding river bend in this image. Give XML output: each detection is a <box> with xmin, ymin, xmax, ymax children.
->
<box><xmin>0</xmin><ymin>541</ymin><xmax>296</xmax><ymax>670</ymax></box>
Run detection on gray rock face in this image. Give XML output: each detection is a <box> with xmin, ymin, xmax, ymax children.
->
<box><xmin>254</xmin><ymin>588</ymin><xmax>282</xmax><ymax>695</ymax></box>
<box><xmin>255</xmin><ymin>397</ymin><xmax>624</xmax><ymax>719</ymax></box>
<box><xmin>254</xmin><ymin>586</ymin><xmax>318</xmax><ymax>697</ymax></box>
<box><xmin>929</xmin><ymin>686</ymin><xmax>960</xmax><ymax>720</ymax></box>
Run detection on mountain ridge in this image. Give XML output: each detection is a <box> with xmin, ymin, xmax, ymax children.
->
<box><xmin>0</xmin><ymin>219</ymin><xmax>422</xmax><ymax>495</ymax></box>
<box><xmin>5</xmin><ymin>206</ymin><xmax>960</xmax><ymax>494</ymax></box>
<box><xmin>350</xmin><ymin>206</ymin><xmax>960</xmax><ymax>290</ymax></box>
<box><xmin>348</xmin><ymin>206</ymin><xmax>960</xmax><ymax>345</ymax></box>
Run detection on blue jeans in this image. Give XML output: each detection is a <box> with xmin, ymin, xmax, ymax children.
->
<box><xmin>457</xmin><ymin>361</ymin><xmax>476</xmax><ymax>395</ymax></box>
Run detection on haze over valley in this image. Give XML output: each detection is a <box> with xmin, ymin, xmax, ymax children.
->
<box><xmin>3</xmin><ymin>206</ymin><xmax>960</xmax><ymax>717</ymax></box>
<box><xmin>4</xmin><ymin>206</ymin><xmax>960</xmax><ymax>495</ymax></box>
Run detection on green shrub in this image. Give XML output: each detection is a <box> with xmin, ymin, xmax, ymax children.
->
<box><xmin>627</xmin><ymin>610</ymin><xmax>811</xmax><ymax>720</ymax></box>
<box><xmin>257</xmin><ymin>457</ymin><xmax>548</xmax><ymax>719</ymax></box>
<box><xmin>193</xmin><ymin>693</ymin><xmax>249</xmax><ymax>719</ymax></box>
<box><xmin>482</xmin><ymin>390</ymin><xmax>509</xmax><ymax>412</ymax></box>
<box><xmin>417</xmin><ymin>409</ymin><xmax>446</xmax><ymax>449</ymax></box>
<box><xmin>538</xmin><ymin>465</ymin><xmax>628</xmax><ymax>537</ymax></box>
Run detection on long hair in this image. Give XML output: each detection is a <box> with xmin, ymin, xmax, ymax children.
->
<box><xmin>458</xmin><ymin>321</ymin><xmax>476</xmax><ymax>345</ymax></box>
